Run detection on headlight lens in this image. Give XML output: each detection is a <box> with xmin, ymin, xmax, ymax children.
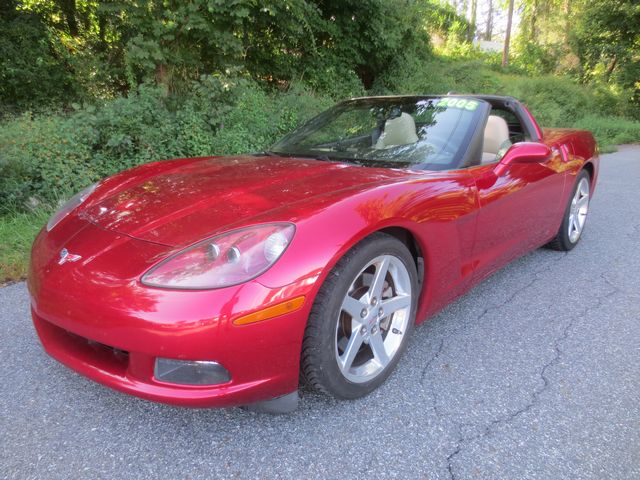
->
<box><xmin>46</xmin><ymin>183</ymin><xmax>98</xmax><ymax>232</ymax></box>
<box><xmin>141</xmin><ymin>223</ymin><xmax>295</xmax><ymax>289</ymax></box>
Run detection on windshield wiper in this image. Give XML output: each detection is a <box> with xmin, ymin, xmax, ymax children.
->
<box><xmin>256</xmin><ymin>151</ymin><xmax>335</xmax><ymax>162</ymax></box>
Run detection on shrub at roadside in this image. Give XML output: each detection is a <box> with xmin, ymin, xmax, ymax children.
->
<box><xmin>0</xmin><ymin>78</ymin><xmax>332</xmax><ymax>215</ymax></box>
<box><xmin>574</xmin><ymin>115</ymin><xmax>640</xmax><ymax>152</ymax></box>
<box><xmin>1</xmin><ymin>62</ymin><xmax>639</xmax><ymax>218</ymax></box>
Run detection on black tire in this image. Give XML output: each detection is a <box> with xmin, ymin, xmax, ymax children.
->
<box><xmin>546</xmin><ymin>169</ymin><xmax>591</xmax><ymax>251</ymax></box>
<box><xmin>301</xmin><ymin>232</ymin><xmax>418</xmax><ymax>399</ymax></box>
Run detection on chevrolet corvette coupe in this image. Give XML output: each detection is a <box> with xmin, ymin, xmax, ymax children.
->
<box><xmin>29</xmin><ymin>95</ymin><xmax>598</xmax><ymax>413</ymax></box>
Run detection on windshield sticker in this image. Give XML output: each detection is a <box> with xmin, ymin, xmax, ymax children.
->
<box><xmin>437</xmin><ymin>98</ymin><xmax>480</xmax><ymax>111</ymax></box>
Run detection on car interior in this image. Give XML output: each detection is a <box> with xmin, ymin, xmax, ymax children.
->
<box><xmin>307</xmin><ymin>101</ymin><xmax>475</xmax><ymax>168</ymax></box>
<box><xmin>366</xmin><ymin>98</ymin><xmax>532</xmax><ymax>167</ymax></box>
<box><xmin>270</xmin><ymin>95</ymin><xmax>537</xmax><ymax>171</ymax></box>
<box><xmin>481</xmin><ymin>115</ymin><xmax>511</xmax><ymax>164</ymax></box>
<box><xmin>477</xmin><ymin>100</ymin><xmax>531</xmax><ymax>165</ymax></box>
<box><xmin>374</xmin><ymin>113</ymin><xmax>420</xmax><ymax>149</ymax></box>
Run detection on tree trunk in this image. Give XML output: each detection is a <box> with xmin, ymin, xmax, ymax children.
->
<box><xmin>60</xmin><ymin>0</ymin><xmax>79</xmax><ymax>37</ymax></box>
<box><xmin>605</xmin><ymin>56</ymin><xmax>618</xmax><ymax>81</ymax></box>
<box><xmin>484</xmin><ymin>0</ymin><xmax>493</xmax><ymax>41</ymax></box>
<box><xmin>502</xmin><ymin>0</ymin><xmax>515</xmax><ymax>67</ymax></box>
<box><xmin>460</xmin><ymin>0</ymin><xmax>468</xmax><ymax>19</ymax></box>
<box><xmin>564</xmin><ymin>0</ymin><xmax>571</xmax><ymax>45</ymax></box>
<box><xmin>97</xmin><ymin>13</ymin><xmax>107</xmax><ymax>51</ymax></box>
<box><xmin>530</xmin><ymin>0</ymin><xmax>538</xmax><ymax>41</ymax></box>
<box><xmin>468</xmin><ymin>0</ymin><xmax>477</xmax><ymax>41</ymax></box>
<box><xmin>155</xmin><ymin>63</ymin><xmax>170</xmax><ymax>94</ymax></box>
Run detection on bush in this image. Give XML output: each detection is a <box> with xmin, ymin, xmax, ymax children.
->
<box><xmin>497</xmin><ymin>75</ymin><xmax>595</xmax><ymax>126</ymax></box>
<box><xmin>374</xmin><ymin>54</ymin><xmax>633</xmax><ymax>133</ymax></box>
<box><xmin>573</xmin><ymin>115</ymin><xmax>640</xmax><ymax>152</ymax></box>
<box><xmin>0</xmin><ymin>113</ymin><xmax>97</xmax><ymax>212</ymax></box>
<box><xmin>0</xmin><ymin>78</ymin><xmax>332</xmax><ymax>214</ymax></box>
<box><xmin>1</xmin><ymin>60</ymin><xmax>638</xmax><ymax>217</ymax></box>
<box><xmin>373</xmin><ymin>57</ymin><xmax>502</xmax><ymax>95</ymax></box>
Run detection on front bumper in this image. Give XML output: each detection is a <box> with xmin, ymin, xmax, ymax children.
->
<box><xmin>28</xmin><ymin>219</ymin><xmax>311</xmax><ymax>408</ymax></box>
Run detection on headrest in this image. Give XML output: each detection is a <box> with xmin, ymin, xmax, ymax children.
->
<box><xmin>375</xmin><ymin>113</ymin><xmax>419</xmax><ymax>149</ymax></box>
<box><xmin>483</xmin><ymin>115</ymin><xmax>510</xmax><ymax>154</ymax></box>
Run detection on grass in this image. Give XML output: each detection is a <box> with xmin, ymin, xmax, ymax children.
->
<box><xmin>0</xmin><ymin>208</ymin><xmax>50</xmax><ymax>284</ymax></box>
<box><xmin>573</xmin><ymin>115</ymin><xmax>640</xmax><ymax>152</ymax></box>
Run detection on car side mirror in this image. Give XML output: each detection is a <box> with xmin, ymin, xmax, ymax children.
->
<box><xmin>494</xmin><ymin>142</ymin><xmax>551</xmax><ymax>176</ymax></box>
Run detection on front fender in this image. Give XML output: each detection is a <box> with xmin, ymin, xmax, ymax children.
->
<box><xmin>257</xmin><ymin>174</ymin><xmax>479</xmax><ymax>325</ymax></box>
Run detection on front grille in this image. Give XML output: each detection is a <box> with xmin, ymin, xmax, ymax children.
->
<box><xmin>33</xmin><ymin>312</ymin><xmax>130</xmax><ymax>377</ymax></box>
<box><xmin>84</xmin><ymin>336</ymin><xmax>130</xmax><ymax>365</ymax></box>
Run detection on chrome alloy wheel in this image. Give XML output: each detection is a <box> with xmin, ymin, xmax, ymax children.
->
<box><xmin>334</xmin><ymin>254</ymin><xmax>412</xmax><ymax>383</ymax></box>
<box><xmin>568</xmin><ymin>177</ymin><xmax>590</xmax><ymax>243</ymax></box>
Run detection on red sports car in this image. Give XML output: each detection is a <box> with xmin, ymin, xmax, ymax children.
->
<box><xmin>28</xmin><ymin>95</ymin><xmax>598</xmax><ymax>413</ymax></box>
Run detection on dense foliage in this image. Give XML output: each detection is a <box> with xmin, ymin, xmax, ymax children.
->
<box><xmin>1</xmin><ymin>0</ymin><xmax>442</xmax><ymax>107</ymax></box>
<box><xmin>513</xmin><ymin>0</ymin><xmax>639</xmax><ymax>102</ymax></box>
<box><xmin>1</xmin><ymin>0</ymin><xmax>639</xmax><ymax>216</ymax></box>
<box><xmin>0</xmin><ymin>6</ymin><xmax>77</xmax><ymax>111</ymax></box>
<box><xmin>0</xmin><ymin>79</ymin><xmax>331</xmax><ymax>212</ymax></box>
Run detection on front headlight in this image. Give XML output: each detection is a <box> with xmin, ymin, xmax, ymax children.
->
<box><xmin>46</xmin><ymin>183</ymin><xmax>98</xmax><ymax>232</ymax></box>
<box><xmin>140</xmin><ymin>223</ymin><xmax>295</xmax><ymax>289</ymax></box>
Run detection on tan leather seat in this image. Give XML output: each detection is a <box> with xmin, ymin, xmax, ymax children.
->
<box><xmin>482</xmin><ymin>115</ymin><xmax>510</xmax><ymax>164</ymax></box>
<box><xmin>375</xmin><ymin>113</ymin><xmax>419</xmax><ymax>149</ymax></box>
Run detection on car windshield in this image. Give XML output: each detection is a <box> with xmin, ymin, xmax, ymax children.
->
<box><xmin>270</xmin><ymin>96</ymin><xmax>487</xmax><ymax>170</ymax></box>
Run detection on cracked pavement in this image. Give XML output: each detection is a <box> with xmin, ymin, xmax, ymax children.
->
<box><xmin>1</xmin><ymin>146</ymin><xmax>639</xmax><ymax>479</ymax></box>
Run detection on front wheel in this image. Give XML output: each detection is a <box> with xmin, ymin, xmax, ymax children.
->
<box><xmin>547</xmin><ymin>169</ymin><xmax>591</xmax><ymax>251</ymax></box>
<box><xmin>301</xmin><ymin>233</ymin><xmax>418</xmax><ymax>399</ymax></box>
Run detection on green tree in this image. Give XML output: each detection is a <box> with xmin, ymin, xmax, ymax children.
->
<box><xmin>573</xmin><ymin>0</ymin><xmax>640</xmax><ymax>83</ymax></box>
<box><xmin>0</xmin><ymin>0</ymin><xmax>78</xmax><ymax>111</ymax></box>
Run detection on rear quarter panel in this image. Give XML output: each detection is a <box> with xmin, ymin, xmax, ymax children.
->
<box><xmin>542</xmin><ymin>127</ymin><xmax>600</xmax><ymax>205</ymax></box>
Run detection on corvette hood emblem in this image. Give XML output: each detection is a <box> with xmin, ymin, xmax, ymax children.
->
<box><xmin>58</xmin><ymin>248</ymin><xmax>82</xmax><ymax>265</ymax></box>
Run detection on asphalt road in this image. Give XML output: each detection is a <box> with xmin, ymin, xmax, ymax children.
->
<box><xmin>2</xmin><ymin>147</ymin><xmax>639</xmax><ymax>480</ymax></box>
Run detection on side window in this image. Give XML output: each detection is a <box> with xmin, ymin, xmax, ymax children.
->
<box><xmin>480</xmin><ymin>111</ymin><xmax>513</xmax><ymax>165</ymax></box>
<box><xmin>490</xmin><ymin>108</ymin><xmax>526</xmax><ymax>143</ymax></box>
<box><xmin>475</xmin><ymin>106</ymin><xmax>529</xmax><ymax>166</ymax></box>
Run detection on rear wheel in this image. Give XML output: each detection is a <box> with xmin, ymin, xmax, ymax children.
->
<box><xmin>547</xmin><ymin>169</ymin><xmax>591</xmax><ymax>251</ymax></box>
<box><xmin>301</xmin><ymin>233</ymin><xmax>418</xmax><ymax>399</ymax></box>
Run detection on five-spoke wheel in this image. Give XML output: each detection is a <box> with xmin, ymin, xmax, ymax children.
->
<box><xmin>301</xmin><ymin>233</ymin><xmax>418</xmax><ymax>399</ymax></box>
<box><xmin>335</xmin><ymin>255</ymin><xmax>412</xmax><ymax>383</ymax></box>
<box><xmin>568</xmin><ymin>176</ymin><xmax>590</xmax><ymax>243</ymax></box>
<box><xmin>547</xmin><ymin>169</ymin><xmax>591</xmax><ymax>251</ymax></box>
<box><xmin>302</xmin><ymin>169</ymin><xmax>592</xmax><ymax>400</ymax></box>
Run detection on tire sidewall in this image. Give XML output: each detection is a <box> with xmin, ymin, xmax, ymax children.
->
<box><xmin>558</xmin><ymin>170</ymin><xmax>591</xmax><ymax>251</ymax></box>
<box><xmin>307</xmin><ymin>234</ymin><xmax>419</xmax><ymax>399</ymax></box>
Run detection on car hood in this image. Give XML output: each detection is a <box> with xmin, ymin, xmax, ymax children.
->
<box><xmin>81</xmin><ymin>155</ymin><xmax>413</xmax><ymax>247</ymax></box>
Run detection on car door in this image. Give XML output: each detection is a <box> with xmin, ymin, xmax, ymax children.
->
<box><xmin>468</xmin><ymin>143</ymin><xmax>567</xmax><ymax>283</ymax></box>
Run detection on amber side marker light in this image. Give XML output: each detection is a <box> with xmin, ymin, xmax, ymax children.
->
<box><xmin>233</xmin><ymin>296</ymin><xmax>306</xmax><ymax>326</ymax></box>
